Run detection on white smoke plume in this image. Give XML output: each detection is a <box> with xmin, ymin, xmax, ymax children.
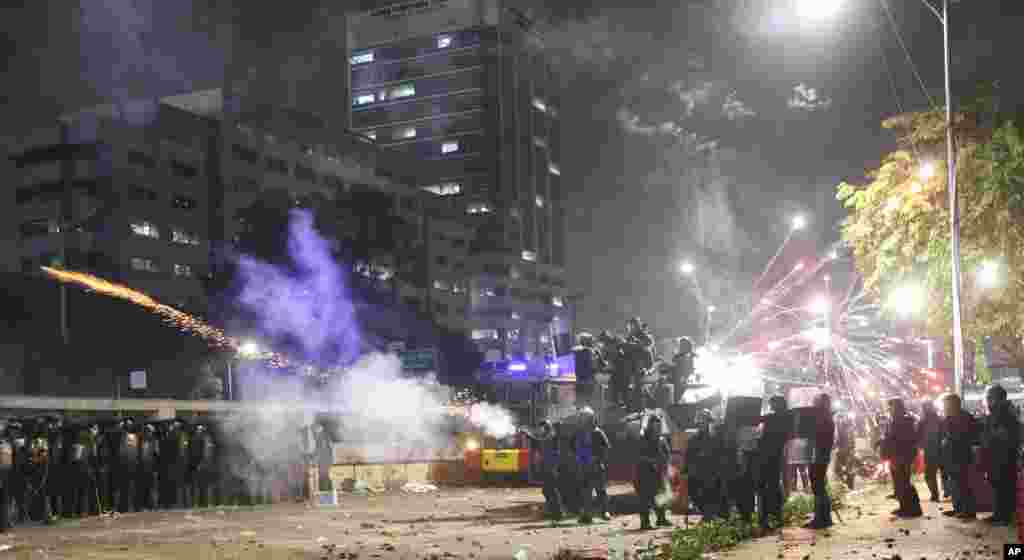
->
<box><xmin>216</xmin><ymin>210</ymin><xmax>517</xmax><ymax>491</ymax></box>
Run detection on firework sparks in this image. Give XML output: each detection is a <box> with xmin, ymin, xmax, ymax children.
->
<box><xmin>40</xmin><ymin>266</ymin><xmax>295</xmax><ymax>369</ymax></box>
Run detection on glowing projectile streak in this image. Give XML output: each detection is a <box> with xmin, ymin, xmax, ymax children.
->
<box><xmin>40</xmin><ymin>266</ymin><xmax>295</xmax><ymax>368</ymax></box>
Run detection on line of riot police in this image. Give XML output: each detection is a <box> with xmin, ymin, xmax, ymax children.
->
<box><xmin>0</xmin><ymin>415</ymin><xmax>308</xmax><ymax>530</ymax></box>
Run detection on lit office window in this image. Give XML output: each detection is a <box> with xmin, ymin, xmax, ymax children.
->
<box><xmin>548</xmin><ymin>163</ymin><xmax>561</xmax><ymax>176</ymax></box>
<box><xmin>532</xmin><ymin>97</ymin><xmax>547</xmax><ymax>112</ymax></box>
<box><xmin>351</xmin><ymin>51</ymin><xmax>374</xmax><ymax>65</ymax></box>
<box><xmin>433</xmin><ymin>280</ymin><xmax>450</xmax><ymax>291</ymax></box>
<box><xmin>442</xmin><ymin>141</ymin><xmax>459</xmax><ymax>154</ymax></box>
<box><xmin>437</xmin><ymin>35</ymin><xmax>452</xmax><ymax>49</ymax></box>
<box><xmin>535</xmin><ymin>195</ymin><xmax>545</xmax><ymax>208</ymax></box>
<box><xmin>130</xmin><ymin>221</ymin><xmax>159</xmax><ymax>239</ymax></box>
<box><xmin>552</xmin><ymin>296</ymin><xmax>565</xmax><ymax>308</ymax></box>
<box><xmin>366</xmin><ymin>130</ymin><xmax>377</xmax><ymax>140</ymax></box>
<box><xmin>354</xmin><ymin>94</ymin><xmax>375</xmax><ymax>106</ymax></box>
<box><xmin>171</xmin><ymin>228</ymin><xmax>200</xmax><ymax>246</ymax></box>
<box><xmin>395</xmin><ymin>127</ymin><xmax>417</xmax><ymax>140</ymax></box>
<box><xmin>472</xmin><ymin>329</ymin><xmax>499</xmax><ymax>341</ymax></box>
<box><xmin>131</xmin><ymin>257</ymin><xmax>158</xmax><ymax>272</ymax></box>
<box><xmin>511</xmin><ymin>312</ymin><xmax>521</xmax><ymax>321</ymax></box>
<box><xmin>521</xmin><ymin>250</ymin><xmax>537</xmax><ymax>262</ymax></box>
<box><xmin>173</xmin><ymin>264</ymin><xmax>193</xmax><ymax>277</ymax></box>
<box><xmin>392</xmin><ymin>83</ymin><xmax>415</xmax><ymax>98</ymax></box>
<box><xmin>467</xmin><ymin>202</ymin><xmax>491</xmax><ymax>215</ymax></box>
<box><xmin>424</xmin><ymin>182</ymin><xmax>462</xmax><ymax>196</ymax></box>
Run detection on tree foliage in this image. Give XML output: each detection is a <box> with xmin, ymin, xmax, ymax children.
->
<box><xmin>837</xmin><ymin>100</ymin><xmax>1024</xmax><ymax>370</ymax></box>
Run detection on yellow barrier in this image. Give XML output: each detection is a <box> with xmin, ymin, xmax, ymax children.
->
<box><xmin>481</xmin><ymin>449</ymin><xmax>522</xmax><ymax>474</ymax></box>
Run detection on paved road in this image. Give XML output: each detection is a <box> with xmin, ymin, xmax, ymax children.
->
<box><xmin>728</xmin><ymin>482</ymin><xmax>1016</xmax><ymax>560</ymax></box>
<box><xmin>0</xmin><ymin>481</ymin><xmax>1013</xmax><ymax>559</ymax></box>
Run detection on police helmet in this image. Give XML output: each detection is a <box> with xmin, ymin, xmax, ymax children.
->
<box><xmin>769</xmin><ymin>395</ymin><xmax>787</xmax><ymax>412</ymax></box>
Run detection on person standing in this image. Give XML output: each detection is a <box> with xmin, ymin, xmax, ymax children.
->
<box><xmin>686</xmin><ymin>410</ymin><xmax>722</xmax><ymax>520</ymax></box>
<box><xmin>882</xmin><ymin>398</ymin><xmax>922</xmax><ymax>517</ymax></box>
<box><xmin>670</xmin><ymin>338</ymin><xmax>695</xmax><ymax>405</ymax></box>
<box><xmin>981</xmin><ymin>385</ymin><xmax>1019</xmax><ymax>526</ymax></box>
<box><xmin>636</xmin><ymin>414</ymin><xmax>671</xmax><ymax>530</ymax></box>
<box><xmin>940</xmin><ymin>393</ymin><xmax>978</xmax><ymax>520</ymax></box>
<box><xmin>572</xmin><ymin>408</ymin><xmax>611</xmax><ymax>524</ymax></box>
<box><xmin>521</xmin><ymin>421</ymin><xmax>564</xmax><ymax>520</ymax></box>
<box><xmin>573</xmin><ymin>334</ymin><xmax>600</xmax><ymax>409</ymax></box>
<box><xmin>918</xmin><ymin>400</ymin><xmax>945</xmax><ymax>502</ymax></box>
<box><xmin>758</xmin><ymin>396</ymin><xmax>791</xmax><ymax>530</ymax></box>
<box><xmin>805</xmin><ymin>393</ymin><xmax>835</xmax><ymax>529</ymax></box>
<box><xmin>622</xmin><ymin>319</ymin><xmax>655</xmax><ymax>413</ymax></box>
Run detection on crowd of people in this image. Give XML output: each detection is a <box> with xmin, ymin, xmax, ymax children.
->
<box><xmin>0</xmin><ymin>416</ymin><xmax>321</xmax><ymax>530</ymax></box>
<box><xmin>876</xmin><ymin>386</ymin><xmax>1021</xmax><ymax>526</ymax></box>
<box><xmin>573</xmin><ymin>318</ymin><xmax>698</xmax><ymax>412</ymax></box>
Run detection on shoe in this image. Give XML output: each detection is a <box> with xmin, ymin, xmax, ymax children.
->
<box><xmin>600</xmin><ymin>512</ymin><xmax>612</xmax><ymax>521</ymax></box>
<box><xmin>886</xmin><ymin>494</ymin><xmax>897</xmax><ymax>500</ymax></box>
<box><xmin>896</xmin><ymin>510</ymin><xmax>923</xmax><ymax>518</ymax></box>
<box><xmin>942</xmin><ymin>510</ymin><xmax>959</xmax><ymax>517</ymax></box>
<box><xmin>891</xmin><ymin>508</ymin><xmax>905</xmax><ymax>515</ymax></box>
<box><xmin>957</xmin><ymin>512</ymin><xmax>976</xmax><ymax>521</ymax></box>
<box><xmin>803</xmin><ymin>520</ymin><xmax>832</xmax><ymax>530</ymax></box>
<box><xmin>930</xmin><ymin>496</ymin><xmax>940</xmax><ymax>503</ymax></box>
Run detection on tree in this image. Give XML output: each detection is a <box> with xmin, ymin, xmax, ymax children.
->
<box><xmin>837</xmin><ymin>99</ymin><xmax>1024</xmax><ymax>374</ymax></box>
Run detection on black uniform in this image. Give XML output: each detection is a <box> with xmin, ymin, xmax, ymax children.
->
<box><xmin>136</xmin><ymin>424</ymin><xmax>159</xmax><ymax>511</ymax></box>
<box><xmin>0</xmin><ymin>421</ymin><xmax>16</xmax><ymax>530</ymax></box>
<box><xmin>807</xmin><ymin>401</ymin><xmax>834</xmax><ymax>529</ymax></box>
<box><xmin>189</xmin><ymin>425</ymin><xmax>217</xmax><ymax>508</ymax></box>
<box><xmin>918</xmin><ymin>405</ymin><xmax>944</xmax><ymax>501</ymax></box>
<box><xmin>574</xmin><ymin>346</ymin><xmax>599</xmax><ymax>408</ymax></box>
<box><xmin>685</xmin><ymin>424</ymin><xmax>723</xmax><ymax>519</ymax></box>
<box><xmin>604</xmin><ymin>336</ymin><xmax>629</xmax><ymax>407</ymax></box>
<box><xmin>8</xmin><ymin>422</ymin><xmax>28</xmax><ymax>524</ymax></box>
<box><xmin>882</xmin><ymin>404</ymin><xmax>922</xmax><ymax>517</ymax></box>
<box><xmin>107</xmin><ymin>419</ymin><xmax>141</xmax><ymax>512</ymax></box>
<box><xmin>636</xmin><ymin>419</ymin><xmax>671</xmax><ymax>529</ymax></box>
<box><xmin>572</xmin><ymin>423</ymin><xmax>611</xmax><ymax>523</ymax></box>
<box><xmin>158</xmin><ymin>420</ymin><xmax>191</xmax><ymax>509</ymax></box>
<box><xmin>982</xmin><ymin>399</ymin><xmax>1019</xmax><ymax>524</ymax></box>
<box><xmin>757</xmin><ymin>406</ymin><xmax>791</xmax><ymax>529</ymax></box>
<box><xmin>622</xmin><ymin>328</ymin><xmax>654</xmax><ymax>413</ymax></box>
<box><xmin>24</xmin><ymin>419</ymin><xmax>53</xmax><ymax>522</ymax></box>
<box><xmin>66</xmin><ymin>424</ymin><xmax>99</xmax><ymax>516</ymax></box>
<box><xmin>524</xmin><ymin>423</ymin><xmax>563</xmax><ymax>519</ymax></box>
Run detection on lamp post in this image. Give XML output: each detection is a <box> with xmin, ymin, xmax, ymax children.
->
<box><xmin>705</xmin><ymin>305</ymin><xmax>716</xmax><ymax>348</ymax></box>
<box><xmin>227</xmin><ymin>341</ymin><xmax>263</xmax><ymax>401</ymax></box>
<box><xmin>798</xmin><ymin>0</ymin><xmax>964</xmax><ymax>396</ymax></box>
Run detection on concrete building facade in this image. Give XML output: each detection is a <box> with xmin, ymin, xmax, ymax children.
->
<box><xmin>346</xmin><ymin>0</ymin><xmax>572</xmax><ymax>361</ymax></box>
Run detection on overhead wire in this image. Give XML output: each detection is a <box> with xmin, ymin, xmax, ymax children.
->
<box><xmin>877</xmin><ymin>0</ymin><xmax>939</xmax><ymax>111</ymax></box>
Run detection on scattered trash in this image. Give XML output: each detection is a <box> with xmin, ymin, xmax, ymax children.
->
<box><xmin>0</xmin><ymin>545</ymin><xmax>11</xmax><ymax>552</ymax></box>
<box><xmin>402</xmin><ymin>482</ymin><xmax>439</xmax><ymax>493</ymax></box>
<box><xmin>316</xmin><ymin>536</ymin><xmax>329</xmax><ymax>545</ymax></box>
<box><xmin>514</xmin><ymin>545</ymin><xmax>532</xmax><ymax>560</ymax></box>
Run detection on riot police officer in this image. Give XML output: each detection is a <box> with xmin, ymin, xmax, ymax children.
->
<box><xmin>45</xmin><ymin>416</ymin><xmax>66</xmax><ymax>520</ymax></box>
<box><xmin>685</xmin><ymin>410</ymin><xmax>722</xmax><ymax>520</ymax></box>
<box><xmin>136</xmin><ymin>423</ymin><xmax>159</xmax><ymax>511</ymax></box>
<box><xmin>0</xmin><ymin>419</ymin><xmax>15</xmax><ymax>530</ymax></box>
<box><xmin>599</xmin><ymin>331</ymin><xmax>628</xmax><ymax>408</ymax></box>
<box><xmin>521</xmin><ymin>420</ymin><xmax>563</xmax><ymax>520</ymax></box>
<box><xmin>622</xmin><ymin>319</ymin><xmax>655</xmax><ymax>413</ymax></box>
<box><xmin>982</xmin><ymin>384</ymin><xmax>1019</xmax><ymax>526</ymax></box>
<box><xmin>7</xmin><ymin>420</ymin><xmax>28</xmax><ymax>524</ymax></box>
<box><xmin>637</xmin><ymin>414</ymin><xmax>671</xmax><ymax>530</ymax></box>
<box><xmin>107</xmin><ymin>417</ymin><xmax>140</xmax><ymax>512</ymax></box>
<box><xmin>189</xmin><ymin>423</ymin><xmax>217</xmax><ymax>508</ymax></box>
<box><xmin>670</xmin><ymin>337</ymin><xmax>695</xmax><ymax>405</ymax></box>
<box><xmin>24</xmin><ymin>417</ymin><xmax>53</xmax><ymax>522</ymax></box>
<box><xmin>158</xmin><ymin>419</ymin><xmax>191</xmax><ymax>509</ymax></box>
<box><xmin>573</xmin><ymin>334</ymin><xmax>601</xmax><ymax>408</ymax></box>
<box><xmin>757</xmin><ymin>396</ymin><xmax>791</xmax><ymax>530</ymax></box>
<box><xmin>66</xmin><ymin>422</ymin><xmax>99</xmax><ymax>517</ymax></box>
<box><xmin>572</xmin><ymin>407</ymin><xmax>611</xmax><ymax>524</ymax></box>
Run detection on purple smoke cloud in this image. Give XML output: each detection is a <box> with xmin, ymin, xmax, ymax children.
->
<box><xmin>234</xmin><ymin>209</ymin><xmax>362</xmax><ymax>367</ymax></box>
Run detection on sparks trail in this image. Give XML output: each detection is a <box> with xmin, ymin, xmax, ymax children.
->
<box><xmin>40</xmin><ymin>266</ymin><xmax>294</xmax><ymax>369</ymax></box>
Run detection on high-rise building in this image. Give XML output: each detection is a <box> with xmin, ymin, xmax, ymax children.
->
<box><xmin>346</xmin><ymin>0</ymin><xmax>572</xmax><ymax>362</ymax></box>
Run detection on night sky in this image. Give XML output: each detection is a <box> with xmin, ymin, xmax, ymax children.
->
<box><xmin>2</xmin><ymin>0</ymin><xmax>1023</xmax><ymax>346</ymax></box>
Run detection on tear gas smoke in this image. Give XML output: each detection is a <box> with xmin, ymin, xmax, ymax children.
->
<box><xmin>220</xmin><ymin>210</ymin><xmax>516</xmax><ymax>487</ymax></box>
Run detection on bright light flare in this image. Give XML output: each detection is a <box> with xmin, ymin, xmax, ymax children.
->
<box><xmin>238</xmin><ymin>341</ymin><xmax>262</xmax><ymax>358</ymax></box>
<box><xmin>808</xmin><ymin>295</ymin><xmax>830</xmax><ymax>314</ymax></box>
<box><xmin>797</xmin><ymin>0</ymin><xmax>843</xmax><ymax>20</ymax></box>
<box><xmin>804</xmin><ymin>328</ymin><xmax>831</xmax><ymax>349</ymax></box>
<box><xmin>888</xmin><ymin>284</ymin><xmax>924</xmax><ymax>317</ymax></box>
<box><xmin>886</xmin><ymin>359</ymin><xmax>901</xmax><ymax>371</ymax></box>
<box><xmin>794</xmin><ymin>262</ymin><xmax>805</xmax><ymax>271</ymax></box>
<box><xmin>767</xmin><ymin>341</ymin><xmax>782</xmax><ymax>351</ymax></box>
<box><xmin>919</xmin><ymin>161</ymin><xmax>937</xmax><ymax>181</ymax></box>
<box><xmin>707</xmin><ymin>305</ymin><xmax>717</xmax><ymax>313</ymax></box>
<box><xmin>679</xmin><ymin>261</ymin><xmax>695</xmax><ymax>275</ymax></box>
<box><xmin>464</xmin><ymin>438</ymin><xmax>480</xmax><ymax>452</ymax></box>
<box><xmin>695</xmin><ymin>349</ymin><xmax>762</xmax><ymax>396</ymax></box>
<box><xmin>791</xmin><ymin>215</ymin><xmax>807</xmax><ymax>231</ymax></box>
<box><xmin>977</xmin><ymin>260</ymin><xmax>1001</xmax><ymax>289</ymax></box>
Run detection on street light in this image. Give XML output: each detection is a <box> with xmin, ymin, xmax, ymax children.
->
<box><xmin>919</xmin><ymin>161</ymin><xmax>937</xmax><ymax>181</ymax></box>
<box><xmin>679</xmin><ymin>261</ymin><xmax>695</xmax><ymax>275</ymax></box>
<box><xmin>797</xmin><ymin>0</ymin><xmax>844</xmax><ymax>20</ymax></box>
<box><xmin>888</xmin><ymin>284</ymin><xmax>925</xmax><ymax>318</ymax></box>
<box><xmin>977</xmin><ymin>260</ymin><xmax>1001</xmax><ymax>289</ymax></box>
<box><xmin>794</xmin><ymin>0</ymin><xmax>965</xmax><ymax>397</ymax></box>
<box><xmin>227</xmin><ymin>341</ymin><xmax>263</xmax><ymax>401</ymax></box>
<box><xmin>791</xmin><ymin>215</ymin><xmax>807</xmax><ymax>231</ymax></box>
<box><xmin>808</xmin><ymin>295</ymin><xmax>830</xmax><ymax>315</ymax></box>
